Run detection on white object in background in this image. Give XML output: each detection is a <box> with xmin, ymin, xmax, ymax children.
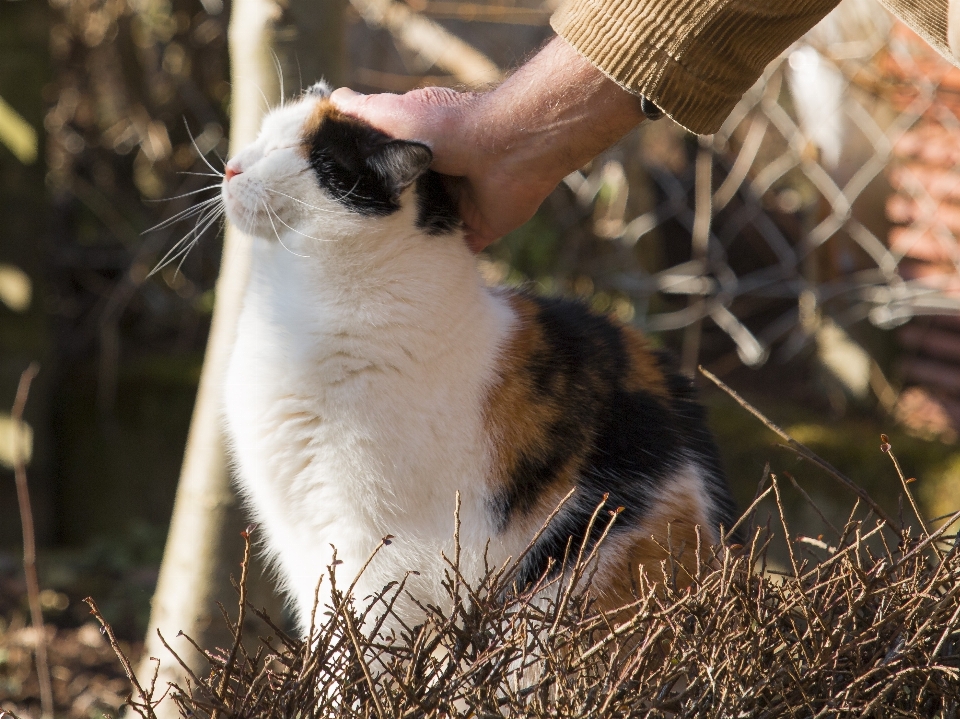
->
<box><xmin>0</xmin><ymin>264</ymin><xmax>32</xmax><ymax>312</ymax></box>
<box><xmin>0</xmin><ymin>414</ymin><xmax>32</xmax><ymax>469</ymax></box>
<box><xmin>787</xmin><ymin>45</ymin><xmax>845</xmax><ymax>169</ymax></box>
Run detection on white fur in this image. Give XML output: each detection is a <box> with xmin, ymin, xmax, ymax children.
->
<box><xmin>222</xmin><ymin>98</ymin><xmax>518</xmax><ymax>631</ymax></box>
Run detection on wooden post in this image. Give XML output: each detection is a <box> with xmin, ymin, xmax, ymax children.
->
<box><xmin>138</xmin><ymin>1</ymin><xmax>346</xmax><ymax>712</ymax></box>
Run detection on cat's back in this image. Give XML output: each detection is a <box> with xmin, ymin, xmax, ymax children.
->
<box><xmin>486</xmin><ymin>290</ymin><xmax>738</xmax><ymax>598</ymax></box>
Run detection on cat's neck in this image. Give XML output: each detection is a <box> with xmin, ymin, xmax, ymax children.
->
<box><xmin>242</xmin><ymin>222</ymin><xmax>507</xmax><ymax>360</ymax></box>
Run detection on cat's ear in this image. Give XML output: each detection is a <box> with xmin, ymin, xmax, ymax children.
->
<box><xmin>368</xmin><ymin>140</ymin><xmax>433</xmax><ymax>197</ymax></box>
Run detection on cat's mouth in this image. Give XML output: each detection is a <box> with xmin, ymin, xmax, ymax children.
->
<box><xmin>221</xmin><ymin>179</ymin><xmax>268</xmax><ymax>237</ymax></box>
<box><xmin>222</xmin><ymin>175</ymin><xmax>316</xmax><ymax>249</ymax></box>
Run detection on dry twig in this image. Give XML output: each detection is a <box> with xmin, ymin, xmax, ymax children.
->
<box><xmin>349</xmin><ymin>0</ymin><xmax>501</xmax><ymax>87</ymax></box>
<box><xmin>10</xmin><ymin>363</ymin><xmax>53</xmax><ymax>719</ymax></box>
<box><xmin>84</xmin><ymin>386</ymin><xmax>960</xmax><ymax>718</ymax></box>
<box><xmin>699</xmin><ymin>365</ymin><xmax>901</xmax><ymax>531</ymax></box>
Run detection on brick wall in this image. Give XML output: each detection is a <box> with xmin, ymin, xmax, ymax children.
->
<box><xmin>884</xmin><ymin>23</ymin><xmax>960</xmax><ymax>440</ymax></box>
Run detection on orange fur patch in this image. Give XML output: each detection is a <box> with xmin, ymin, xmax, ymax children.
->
<box><xmin>484</xmin><ymin>292</ymin><xmax>678</xmax><ymax>526</ymax></box>
<box><xmin>299</xmin><ymin>99</ymin><xmax>364</xmax><ymax>156</ymax></box>
<box><xmin>484</xmin><ymin>293</ymin><xmax>584</xmax><ymax>504</ymax></box>
<box><xmin>619</xmin><ymin>328</ymin><xmax>670</xmax><ymax>399</ymax></box>
<box><xmin>596</xmin><ymin>477</ymin><xmax>717</xmax><ymax>612</ymax></box>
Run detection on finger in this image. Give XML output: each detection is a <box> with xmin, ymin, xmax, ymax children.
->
<box><xmin>329</xmin><ymin>87</ymin><xmax>361</xmax><ymax>103</ymax></box>
<box><xmin>329</xmin><ymin>90</ymin><xmax>411</xmax><ymax>135</ymax></box>
<box><xmin>464</xmin><ymin>230</ymin><xmax>485</xmax><ymax>254</ymax></box>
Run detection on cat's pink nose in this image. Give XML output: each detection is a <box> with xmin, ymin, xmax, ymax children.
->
<box><xmin>225</xmin><ymin>163</ymin><xmax>242</xmax><ymax>181</ymax></box>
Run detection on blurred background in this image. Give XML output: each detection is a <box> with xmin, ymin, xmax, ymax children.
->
<box><xmin>2</xmin><ymin>0</ymin><xmax>960</xmax><ymax>713</ymax></box>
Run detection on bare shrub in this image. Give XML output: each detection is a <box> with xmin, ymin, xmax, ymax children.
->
<box><xmin>87</xmin><ymin>390</ymin><xmax>960</xmax><ymax>718</ymax></box>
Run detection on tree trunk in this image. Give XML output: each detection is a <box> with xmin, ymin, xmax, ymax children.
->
<box><xmin>139</xmin><ymin>0</ymin><xmax>345</xmax><ymax>712</ymax></box>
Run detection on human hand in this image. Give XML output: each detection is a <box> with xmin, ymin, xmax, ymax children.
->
<box><xmin>331</xmin><ymin>87</ymin><xmax>558</xmax><ymax>252</ymax></box>
<box><xmin>331</xmin><ymin>38</ymin><xmax>646</xmax><ymax>252</ymax></box>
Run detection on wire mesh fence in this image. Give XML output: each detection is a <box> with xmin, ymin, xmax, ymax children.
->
<box><xmin>625</xmin><ymin>7</ymin><xmax>946</xmax><ymax>361</ymax></box>
<box><xmin>579</xmin><ymin>1</ymin><xmax>960</xmax><ymax>370</ymax></box>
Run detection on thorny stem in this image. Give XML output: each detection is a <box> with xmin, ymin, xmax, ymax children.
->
<box><xmin>212</xmin><ymin>525</ymin><xmax>254</xmax><ymax>719</ymax></box>
<box><xmin>11</xmin><ymin>363</ymin><xmax>53</xmax><ymax>719</ymax></box>
<box><xmin>699</xmin><ymin>365</ymin><xmax>901</xmax><ymax>532</ymax></box>
<box><xmin>85</xmin><ymin>597</ymin><xmax>159</xmax><ymax>719</ymax></box>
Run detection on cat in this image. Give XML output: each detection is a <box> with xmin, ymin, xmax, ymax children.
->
<box><xmin>219</xmin><ymin>81</ymin><xmax>740</xmax><ymax>634</ymax></box>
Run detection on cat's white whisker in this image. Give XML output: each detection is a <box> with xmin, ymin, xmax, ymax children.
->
<box><xmin>265</xmin><ymin>206</ymin><xmax>332</xmax><ymax>243</ymax></box>
<box><xmin>261</xmin><ymin>199</ymin><xmax>311</xmax><ymax>258</ymax></box>
<box><xmin>272</xmin><ymin>51</ymin><xmax>285</xmax><ymax>108</ymax></box>
<box><xmin>149</xmin><ymin>239</ymin><xmax>198</xmax><ymax>278</ymax></box>
<box><xmin>152</xmin><ymin>206</ymin><xmax>219</xmax><ymax>268</ymax></box>
<box><xmin>178</xmin><ymin>171</ymin><xmax>225</xmax><ymax>179</ymax></box>
<box><xmin>332</xmin><ymin>177</ymin><xmax>362</xmax><ymax>203</ymax></box>
<box><xmin>148</xmin><ymin>204</ymin><xmax>224</xmax><ymax>277</ymax></box>
<box><xmin>165</xmin><ymin>207</ymin><xmax>223</xmax><ymax>274</ymax></box>
<box><xmin>184</xmin><ymin>118</ymin><xmax>225</xmax><ymax>177</ymax></box>
<box><xmin>143</xmin><ymin>196</ymin><xmax>222</xmax><ymax>234</ymax></box>
<box><xmin>254</xmin><ymin>83</ymin><xmax>273</xmax><ymax>116</ymax></box>
<box><xmin>147</xmin><ymin>184</ymin><xmax>222</xmax><ymax>203</ymax></box>
<box><xmin>173</xmin><ymin>210</ymin><xmax>223</xmax><ymax>277</ymax></box>
<box><xmin>264</xmin><ymin>187</ymin><xmax>337</xmax><ymax>215</ymax></box>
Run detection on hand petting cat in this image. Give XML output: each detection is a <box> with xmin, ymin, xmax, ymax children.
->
<box><xmin>331</xmin><ymin>36</ymin><xmax>646</xmax><ymax>252</ymax></box>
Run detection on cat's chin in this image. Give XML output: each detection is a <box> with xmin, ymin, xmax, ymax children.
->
<box><xmin>222</xmin><ymin>201</ymin><xmax>270</xmax><ymax>240</ymax></box>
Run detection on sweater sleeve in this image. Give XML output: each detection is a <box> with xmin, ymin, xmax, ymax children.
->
<box><xmin>551</xmin><ymin>0</ymin><xmax>952</xmax><ymax>135</ymax></box>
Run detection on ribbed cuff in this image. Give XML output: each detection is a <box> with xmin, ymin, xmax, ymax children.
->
<box><xmin>876</xmin><ymin>0</ymin><xmax>955</xmax><ymax>65</ymax></box>
<box><xmin>551</xmin><ymin>0</ymin><xmax>841</xmax><ymax>135</ymax></box>
<box><xmin>551</xmin><ymin>0</ymin><xmax>738</xmax><ymax>134</ymax></box>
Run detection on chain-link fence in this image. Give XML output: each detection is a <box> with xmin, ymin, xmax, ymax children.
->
<box><xmin>563</xmin><ymin>1</ymin><xmax>960</xmax><ymax>371</ymax></box>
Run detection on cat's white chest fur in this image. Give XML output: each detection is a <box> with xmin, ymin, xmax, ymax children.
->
<box><xmin>224</xmin><ymin>231</ymin><xmax>515</xmax><ymax>629</ymax></box>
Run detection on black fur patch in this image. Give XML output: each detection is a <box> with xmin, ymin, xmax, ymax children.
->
<box><xmin>496</xmin><ymin>296</ymin><xmax>738</xmax><ymax>590</ymax></box>
<box><xmin>305</xmin><ymin>116</ymin><xmax>401</xmax><ymax>217</ymax></box>
<box><xmin>415</xmin><ymin>171</ymin><xmax>460</xmax><ymax>235</ymax></box>
<box><xmin>305</xmin><ymin>110</ymin><xmax>461</xmax><ymax>233</ymax></box>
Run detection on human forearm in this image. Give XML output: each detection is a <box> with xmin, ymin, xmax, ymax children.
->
<box><xmin>462</xmin><ymin>37</ymin><xmax>646</xmax><ymax>193</ymax></box>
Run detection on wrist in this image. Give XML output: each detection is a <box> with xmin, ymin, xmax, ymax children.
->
<box><xmin>464</xmin><ymin>80</ymin><xmax>578</xmax><ymax>202</ymax></box>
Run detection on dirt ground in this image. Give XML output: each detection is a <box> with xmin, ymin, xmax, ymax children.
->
<box><xmin>0</xmin><ymin>619</ymin><xmax>136</xmax><ymax>719</ymax></box>
<box><xmin>0</xmin><ymin>553</ymin><xmax>144</xmax><ymax>719</ymax></box>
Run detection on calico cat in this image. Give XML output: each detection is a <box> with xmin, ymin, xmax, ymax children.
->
<box><xmin>220</xmin><ymin>81</ymin><xmax>740</xmax><ymax>633</ymax></box>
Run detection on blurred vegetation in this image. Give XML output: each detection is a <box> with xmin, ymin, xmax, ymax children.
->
<box><xmin>0</xmin><ymin>0</ymin><xmax>228</xmax><ymax>553</ymax></box>
<box><xmin>707</xmin><ymin>385</ymin><xmax>960</xmax><ymax>538</ymax></box>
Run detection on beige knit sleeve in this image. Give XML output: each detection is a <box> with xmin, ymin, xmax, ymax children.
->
<box><xmin>551</xmin><ymin>0</ymin><xmax>951</xmax><ymax>135</ymax></box>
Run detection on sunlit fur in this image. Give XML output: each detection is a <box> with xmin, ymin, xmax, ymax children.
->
<box><xmin>221</xmin><ymin>85</ymin><xmax>739</xmax><ymax>633</ymax></box>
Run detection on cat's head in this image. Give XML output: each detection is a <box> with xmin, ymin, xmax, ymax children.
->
<box><xmin>222</xmin><ymin>82</ymin><xmax>460</xmax><ymax>247</ymax></box>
